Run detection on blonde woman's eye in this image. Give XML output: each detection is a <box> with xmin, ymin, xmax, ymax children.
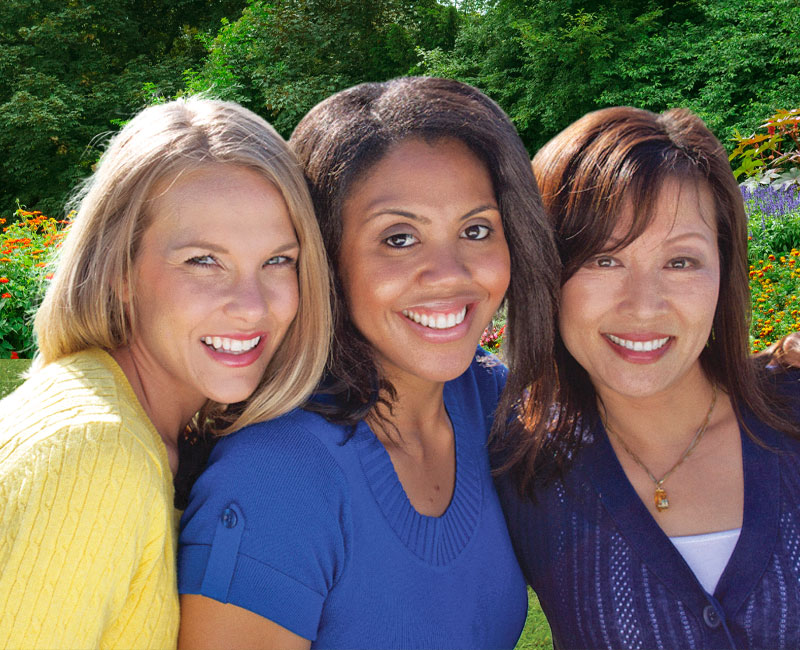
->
<box><xmin>186</xmin><ymin>255</ymin><xmax>216</xmax><ymax>267</ymax></box>
<box><xmin>462</xmin><ymin>224</ymin><xmax>491</xmax><ymax>240</ymax></box>
<box><xmin>266</xmin><ymin>255</ymin><xmax>296</xmax><ymax>266</ymax></box>
<box><xmin>384</xmin><ymin>233</ymin><xmax>417</xmax><ymax>248</ymax></box>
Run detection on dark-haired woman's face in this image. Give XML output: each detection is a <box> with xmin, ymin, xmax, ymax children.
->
<box><xmin>559</xmin><ymin>178</ymin><xmax>719</xmax><ymax>402</ymax></box>
<box><xmin>338</xmin><ymin>138</ymin><xmax>510</xmax><ymax>389</ymax></box>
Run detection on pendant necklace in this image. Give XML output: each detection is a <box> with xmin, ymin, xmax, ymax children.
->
<box><xmin>604</xmin><ymin>385</ymin><xmax>717</xmax><ymax>512</ymax></box>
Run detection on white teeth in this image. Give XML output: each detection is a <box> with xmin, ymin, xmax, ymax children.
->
<box><xmin>402</xmin><ymin>306</ymin><xmax>467</xmax><ymax>330</ymax></box>
<box><xmin>607</xmin><ymin>334</ymin><xmax>670</xmax><ymax>352</ymax></box>
<box><xmin>201</xmin><ymin>335</ymin><xmax>261</xmax><ymax>354</ymax></box>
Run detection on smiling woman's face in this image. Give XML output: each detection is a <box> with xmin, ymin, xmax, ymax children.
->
<box><xmin>337</xmin><ymin>138</ymin><xmax>510</xmax><ymax>389</ymax></box>
<box><xmin>128</xmin><ymin>164</ymin><xmax>300</xmax><ymax>414</ymax></box>
<box><xmin>559</xmin><ymin>177</ymin><xmax>720</xmax><ymax>403</ymax></box>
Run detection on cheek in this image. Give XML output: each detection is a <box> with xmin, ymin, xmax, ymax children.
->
<box><xmin>486</xmin><ymin>247</ymin><xmax>511</xmax><ymax>295</ymax></box>
<box><xmin>271</xmin><ymin>275</ymin><xmax>300</xmax><ymax>326</ymax></box>
<box><xmin>341</xmin><ymin>255</ymin><xmax>403</xmax><ymax>317</ymax></box>
<box><xmin>557</xmin><ymin>277</ymin><xmax>599</xmax><ymax>361</ymax></box>
<box><xmin>469</xmin><ymin>241</ymin><xmax>511</xmax><ymax>299</ymax></box>
<box><xmin>686</xmin><ymin>274</ymin><xmax>720</xmax><ymax>329</ymax></box>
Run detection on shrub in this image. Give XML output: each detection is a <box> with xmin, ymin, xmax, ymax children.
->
<box><xmin>0</xmin><ymin>208</ymin><xmax>69</xmax><ymax>358</ymax></box>
<box><xmin>730</xmin><ymin>108</ymin><xmax>800</xmax><ymax>191</ymax></box>
<box><xmin>749</xmin><ymin>250</ymin><xmax>800</xmax><ymax>352</ymax></box>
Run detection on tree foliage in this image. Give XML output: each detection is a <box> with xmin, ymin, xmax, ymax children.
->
<box><xmin>3</xmin><ymin>0</ymin><xmax>799</xmax><ymax>213</ymax></box>
<box><xmin>421</xmin><ymin>0</ymin><xmax>800</xmax><ymax>153</ymax></box>
<box><xmin>186</xmin><ymin>0</ymin><xmax>461</xmax><ymax>137</ymax></box>
<box><xmin>0</xmin><ymin>0</ymin><xmax>247</xmax><ymax>214</ymax></box>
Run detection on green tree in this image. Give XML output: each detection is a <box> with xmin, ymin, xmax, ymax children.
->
<box><xmin>186</xmin><ymin>0</ymin><xmax>461</xmax><ymax>137</ymax></box>
<box><xmin>421</xmin><ymin>0</ymin><xmax>800</xmax><ymax>154</ymax></box>
<box><xmin>0</xmin><ymin>0</ymin><xmax>247</xmax><ymax>214</ymax></box>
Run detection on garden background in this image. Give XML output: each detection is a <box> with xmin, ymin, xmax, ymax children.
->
<box><xmin>2</xmin><ymin>1</ymin><xmax>800</xmax><ymax>647</ymax></box>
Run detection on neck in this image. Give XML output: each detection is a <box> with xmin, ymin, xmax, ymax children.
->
<box><xmin>597</xmin><ymin>365</ymin><xmax>717</xmax><ymax>454</ymax></box>
<box><xmin>110</xmin><ymin>345</ymin><xmax>203</xmax><ymax>476</ymax></box>
<box><xmin>368</xmin><ymin>372</ymin><xmax>450</xmax><ymax>453</ymax></box>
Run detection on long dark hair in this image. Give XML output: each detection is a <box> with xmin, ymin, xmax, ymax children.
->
<box><xmin>503</xmin><ymin>105</ymin><xmax>799</xmax><ymax>496</ymax></box>
<box><xmin>290</xmin><ymin>76</ymin><xmax>559</xmax><ymax>440</ymax></box>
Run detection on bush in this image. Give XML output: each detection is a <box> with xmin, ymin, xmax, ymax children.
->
<box><xmin>730</xmin><ymin>108</ymin><xmax>800</xmax><ymax>192</ymax></box>
<box><xmin>0</xmin><ymin>208</ymin><xmax>69</xmax><ymax>358</ymax></box>
<box><xmin>749</xmin><ymin>250</ymin><xmax>800</xmax><ymax>352</ymax></box>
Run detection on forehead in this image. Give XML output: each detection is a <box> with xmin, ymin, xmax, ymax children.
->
<box><xmin>348</xmin><ymin>138</ymin><xmax>489</xmax><ymax>198</ymax></box>
<box><xmin>610</xmin><ymin>177</ymin><xmax>717</xmax><ymax>246</ymax></box>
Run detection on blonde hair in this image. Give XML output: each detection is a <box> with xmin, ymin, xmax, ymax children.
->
<box><xmin>34</xmin><ymin>97</ymin><xmax>331</xmax><ymax>432</ymax></box>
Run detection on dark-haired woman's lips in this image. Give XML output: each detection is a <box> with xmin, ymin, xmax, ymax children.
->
<box><xmin>603</xmin><ymin>333</ymin><xmax>673</xmax><ymax>363</ymax></box>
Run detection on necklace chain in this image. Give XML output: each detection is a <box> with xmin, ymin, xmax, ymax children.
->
<box><xmin>604</xmin><ymin>385</ymin><xmax>718</xmax><ymax>512</ymax></box>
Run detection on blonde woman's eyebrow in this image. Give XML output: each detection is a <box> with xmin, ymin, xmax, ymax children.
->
<box><xmin>171</xmin><ymin>240</ymin><xmax>299</xmax><ymax>254</ymax></box>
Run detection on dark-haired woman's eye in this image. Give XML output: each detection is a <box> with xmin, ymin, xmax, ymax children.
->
<box><xmin>384</xmin><ymin>233</ymin><xmax>417</xmax><ymax>248</ymax></box>
<box><xmin>461</xmin><ymin>224</ymin><xmax>491</xmax><ymax>240</ymax></box>
<box><xmin>594</xmin><ymin>256</ymin><xmax>617</xmax><ymax>268</ymax></box>
<box><xmin>667</xmin><ymin>257</ymin><xmax>694</xmax><ymax>269</ymax></box>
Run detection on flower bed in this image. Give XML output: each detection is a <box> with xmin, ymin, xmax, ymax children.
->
<box><xmin>0</xmin><ymin>208</ymin><xmax>69</xmax><ymax>358</ymax></box>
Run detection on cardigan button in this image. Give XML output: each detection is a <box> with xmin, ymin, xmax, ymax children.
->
<box><xmin>221</xmin><ymin>507</ymin><xmax>238</xmax><ymax>529</ymax></box>
<box><xmin>703</xmin><ymin>605</ymin><xmax>721</xmax><ymax>628</ymax></box>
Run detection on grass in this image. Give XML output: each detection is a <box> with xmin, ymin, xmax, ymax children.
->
<box><xmin>0</xmin><ymin>358</ymin><xmax>30</xmax><ymax>399</ymax></box>
<box><xmin>516</xmin><ymin>589</ymin><xmax>553</xmax><ymax>649</ymax></box>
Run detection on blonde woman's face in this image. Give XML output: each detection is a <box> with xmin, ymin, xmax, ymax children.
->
<box><xmin>128</xmin><ymin>165</ymin><xmax>299</xmax><ymax>414</ymax></box>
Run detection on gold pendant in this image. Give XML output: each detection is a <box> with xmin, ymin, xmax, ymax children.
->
<box><xmin>654</xmin><ymin>486</ymin><xmax>669</xmax><ymax>511</ymax></box>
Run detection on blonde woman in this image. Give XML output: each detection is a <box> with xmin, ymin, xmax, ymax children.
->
<box><xmin>0</xmin><ymin>98</ymin><xmax>330</xmax><ymax>649</ymax></box>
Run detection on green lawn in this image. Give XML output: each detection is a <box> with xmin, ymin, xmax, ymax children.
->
<box><xmin>0</xmin><ymin>359</ymin><xmax>30</xmax><ymax>399</ymax></box>
<box><xmin>517</xmin><ymin>589</ymin><xmax>552</xmax><ymax>649</ymax></box>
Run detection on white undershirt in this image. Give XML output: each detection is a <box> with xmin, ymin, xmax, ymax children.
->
<box><xmin>669</xmin><ymin>528</ymin><xmax>742</xmax><ymax>594</ymax></box>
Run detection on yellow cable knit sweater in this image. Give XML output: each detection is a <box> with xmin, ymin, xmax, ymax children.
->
<box><xmin>0</xmin><ymin>348</ymin><xmax>179</xmax><ymax>649</ymax></box>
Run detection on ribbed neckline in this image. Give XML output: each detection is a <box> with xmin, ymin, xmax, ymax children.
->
<box><xmin>354</xmin><ymin>381</ymin><xmax>483</xmax><ymax>566</ymax></box>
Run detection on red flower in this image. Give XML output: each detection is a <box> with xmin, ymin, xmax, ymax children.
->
<box><xmin>768</xmin><ymin>125</ymin><xmax>776</xmax><ymax>136</ymax></box>
<box><xmin>1</xmin><ymin>293</ymin><xmax>10</xmax><ymax>299</ymax></box>
<box><xmin>0</xmin><ymin>277</ymin><xmax>8</xmax><ymax>283</ymax></box>
<box><xmin>10</xmin><ymin>351</ymin><xmax>19</xmax><ymax>359</ymax></box>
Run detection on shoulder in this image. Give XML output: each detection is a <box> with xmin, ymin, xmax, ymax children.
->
<box><xmin>182</xmin><ymin>408</ymin><xmax>351</xmax><ymax>540</ymax></box>
<box><xmin>1</xmin><ymin>349</ymin><xmax>171</xmax><ymax>507</ymax></box>
<box><xmin>769</xmin><ymin>367</ymin><xmax>800</xmax><ymax>399</ymax></box>
<box><xmin>179</xmin><ymin>410</ymin><xmax>352</xmax><ymax>625</ymax></box>
<box><xmin>203</xmin><ymin>408</ymin><xmax>350</xmax><ymax>488</ymax></box>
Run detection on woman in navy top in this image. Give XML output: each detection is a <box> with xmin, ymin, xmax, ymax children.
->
<box><xmin>496</xmin><ymin>106</ymin><xmax>800</xmax><ymax>649</ymax></box>
<box><xmin>177</xmin><ymin>77</ymin><xmax>561</xmax><ymax>648</ymax></box>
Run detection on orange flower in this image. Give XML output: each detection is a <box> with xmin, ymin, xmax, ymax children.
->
<box><xmin>1</xmin><ymin>292</ymin><xmax>10</xmax><ymax>299</ymax></box>
<box><xmin>0</xmin><ymin>277</ymin><xmax>8</xmax><ymax>283</ymax></box>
